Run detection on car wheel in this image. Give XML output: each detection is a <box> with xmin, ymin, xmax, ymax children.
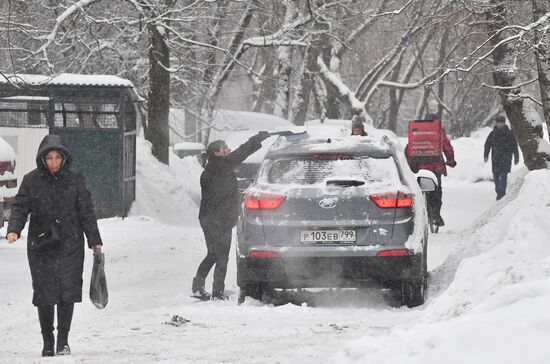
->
<box><xmin>260</xmin><ymin>286</ymin><xmax>275</xmax><ymax>305</ymax></box>
<box><xmin>237</xmin><ymin>288</ymin><xmax>246</xmax><ymax>305</ymax></box>
<box><xmin>401</xmin><ymin>277</ymin><xmax>426</xmax><ymax>308</ymax></box>
<box><xmin>238</xmin><ymin>283</ymin><xmax>264</xmax><ymax>304</ymax></box>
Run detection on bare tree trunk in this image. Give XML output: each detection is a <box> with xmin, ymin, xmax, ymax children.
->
<box><xmin>290</xmin><ymin>45</ymin><xmax>318</xmax><ymax>125</ymax></box>
<box><xmin>206</xmin><ymin>5</ymin><xmax>254</xmax><ymax>111</ymax></box>
<box><xmin>387</xmin><ymin>55</ymin><xmax>403</xmax><ymax>132</ymax></box>
<box><xmin>323</xmin><ymin>38</ymin><xmax>342</xmax><ymax>119</ymax></box>
<box><xmin>437</xmin><ymin>29</ymin><xmax>450</xmax><ymax>119</ymax></box>
<box><xmin>488</xmin><ymin>3</ymin><xmax>549</xmax><ymax>170</ymax></box>
<box><xmin>251</xmin><ymin>50</ymin><xmax>276</xmax><ymax>113</ymax></box>
<box><xmin>395</xmin><ymin>32</ymin><xmax>433</xmax><ymax>115</ymax></box>
<box><xmin>416</xmin><ymin>86</ymin><xmax>430</xmax><ymax>119</ymax></box>
<box><xmin>146</xmin><ymin>23</ymin><xmax>170</xmax><ymax>164</ymax></box>
<box><xmin>273</xmin><ymin>46</ymin><xmax>293</xmax><ymax>118</ymax></box>
<box><xmin>533</xmin><ymin>0</ymin><xmax>550</xmax><ymax>140</ymax></box>
<box><xmin>312</xmin><ymin>75</ymin><xmax>328</xmax><ymax>120</ymax></box>
<box><xmin>273</xmin><ymin>0</ymin><xmax>297</xmax><ymax>118</ymax></box>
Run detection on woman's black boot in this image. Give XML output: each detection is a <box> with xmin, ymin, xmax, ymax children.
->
<box><xmin>38</xmin><ymin>305</ymin><xmax>55</xmax><ymax>357</ymax></box>
<box><xmin>41</xmin><ymin>332</ymin><xmax>55</xmax><ymax>357</ymax></box>
<box><xmin>56</xmin><ymin>303</ymin><xmax>74</xmax><ymax>355</ymax></box>
<box><xmin>56</xmin><ymin>330</ymin><xmax>71</xmax><ymax>355</ymax></box>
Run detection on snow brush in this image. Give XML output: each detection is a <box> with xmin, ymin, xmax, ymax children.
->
<box><xmin>267</xmin><ymin>130</ymin><xmax>309</xmax><ymax>141</ymax></box>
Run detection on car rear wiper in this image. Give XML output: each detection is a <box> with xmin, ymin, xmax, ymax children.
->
<box><xmin>326</xmin><ymin>179</ymin><xmax>365</xmax><ymax>187</ymax></box>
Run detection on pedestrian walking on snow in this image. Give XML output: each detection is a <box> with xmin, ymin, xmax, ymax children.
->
<box><xmin>192</xmin><ymin>131</ymin><xmax>270</xmax><ymax>300</ymax></box>
<box><xmin>6</xmin><ymin>134</ymin><xmax>103</xmax><ymax>357</ymax></box>
<box><xmin>484</xmin><ymin>115</ymin><xmax>519</xmax><ymax>200</ymax></box>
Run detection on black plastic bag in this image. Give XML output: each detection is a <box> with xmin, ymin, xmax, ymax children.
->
<box><xmin>90</xmin><ymin>251</ymin><xmax>108</xmax><ymax>309</ymax></box>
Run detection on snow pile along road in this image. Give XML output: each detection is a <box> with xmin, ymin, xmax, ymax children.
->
<box><xmin>129</xmin><ymin>138</ymin><xmax>202</xmax><ymax>225</ymax></box>
<box><xmin>334</xmin><ymin>169</ymin><xmax>550</xmax><ymax>364</ymax></box>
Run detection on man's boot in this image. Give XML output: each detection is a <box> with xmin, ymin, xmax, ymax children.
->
<box><xmin>211</xmin><ymin>282</ymin><xmax>229</xmax><ymax>300</ymax></box>
<box><xmin>192</xmin><ymin>277</ymin><xmax>211</xmax><ymax>300</ymax></box>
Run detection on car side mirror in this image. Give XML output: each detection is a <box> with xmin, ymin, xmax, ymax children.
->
<box><xmin>417</xmin><ymin>176</ymin><xmax>437</xmax><ymax>192</ymax></box>
<box><xmin>237</xmin><ymin>178</ymin><xmax>254</xmax><ymax>191</ymax></box>
<box><xmin>415</xmin><ymin>169</ymin><xmax>438</xmax><ymax>192</ymax></box>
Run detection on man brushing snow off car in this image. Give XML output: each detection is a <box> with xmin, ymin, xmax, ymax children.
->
<box><xmin>191</xmin><ymin>131</ymin><xmax>270</xmax><ymax>300</ymax></box>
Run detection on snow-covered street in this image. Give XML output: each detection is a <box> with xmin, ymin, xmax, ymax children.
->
<box><xmin>0</xmin><ymin>182</ymin><xmax>491</xmax><ymax>364</ymax></box>
<box><xmin>1</xmin><ymin>1</ymin><xmax>550</xmax><ymax>361</ymax></box>
<box><xmin>1</xmin><ymin>133</ymin><xmax>550</xmax><ymax>364</ymax></box>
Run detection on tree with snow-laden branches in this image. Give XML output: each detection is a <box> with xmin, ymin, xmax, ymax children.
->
<box><xmin>1</xmin><ymin>0</ymin><xmax>549</xmax><ymax>169</ymax></box>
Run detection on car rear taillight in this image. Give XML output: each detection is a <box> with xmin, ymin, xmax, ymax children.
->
<box><xmin>370</xmin><ymin>192</ymin><xmax>413</xmax><ymax>208</ymax></box>
<box><xmin>248</xmin><ymin>251</ymin><xmax>281</xmax><ymax>258</ymax></box>
<box><xmin>376</xmin><ymin>249</ymin><xmax>410</xmax><ymax>257</ymax></box>
<box><xmin>245</xmin><ymin>192</ymin><xmax>286</xmax><ymax>210</ymax></box>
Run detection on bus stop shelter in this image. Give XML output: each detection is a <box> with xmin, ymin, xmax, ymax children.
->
<box><xmin>0</xmin><ymin>73</ymin><xmax>142</xmax><ymax>218</ymax></box>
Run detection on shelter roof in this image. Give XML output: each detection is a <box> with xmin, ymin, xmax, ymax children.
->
<box><xmin>0</xmin><ymin>73</ymin><xmax>144</xmax><ymax>101</ymax></box>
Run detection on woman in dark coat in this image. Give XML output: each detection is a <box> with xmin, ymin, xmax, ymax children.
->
<box><xmin>192</xmin><ymin>131</ymin><xmax>269</xmax><ymax>300</ymax></box>
<box><xmin>6</xmin><ymin>134</ymin><xmax>102</xmax><ymax>357</ymax></box>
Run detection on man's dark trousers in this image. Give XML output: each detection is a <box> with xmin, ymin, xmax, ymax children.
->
<box><xmin>195</xmin><ymin>221</ymin><xmax>232</xmax><ymax>294</ymax></box>
<box><xmin>493</xmin><ymin>171</ymin><xmax>508</xmax><ymax>200</ymax></box>
<box><xmin>427</xmin><ymin>172</ymin><xmax>443</xmax><ymax>222</ymax></box>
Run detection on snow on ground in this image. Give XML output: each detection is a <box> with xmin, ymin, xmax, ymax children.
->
<box><xmin>1</xmin><ymin>130</ymin><xmax>549</xmax><ymax>363</ymax></box>
<box><xmin>128</xmin><ymin>139</ymin><xmax>202</xmax><ymax>225</ymax></box>
<box><xmin>335</xmin><ymin>168</ymin><xmax>550</xmax><ymax>364</ymax></box>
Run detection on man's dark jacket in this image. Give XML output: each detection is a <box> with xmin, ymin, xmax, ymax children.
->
<box><xmin>484</xmin><ymin>125</ymin><xmax>519</xmax><ymax>174</ymax></box>
<box><xmin>7</xmin><ymin>135</ymin><xmax>102</xmax><ymax>306</ymax></box>
<box><xmin>198</xmin><ymin>137</ymin><xmax>262</xmax><ymax>228</ymax></box>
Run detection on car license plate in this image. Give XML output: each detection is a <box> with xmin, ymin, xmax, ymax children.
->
<box><xmin>300</xmin><ymin>230</ymin><xmax>356</xmax><ymax>244</ymax></box>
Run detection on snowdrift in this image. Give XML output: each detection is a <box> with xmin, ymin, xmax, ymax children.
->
<box><xmin>333</xmin><ymin>169</ymin><xmax>550</xmax><ymax>364</ymax></box>
<box><xmin>128</xmin><ymin>138</ymin><xmax>201</xmax><ymax>225</ymax></box>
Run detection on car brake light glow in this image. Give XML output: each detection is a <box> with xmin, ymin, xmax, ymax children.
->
<box><xmin>370</xmin><ymin>192</ymin><xmax>413</xmax><ymax>208</ymax></box>
<box><xmin>376</xmin><ymin>249</ymin><xmax>410</xmax><ymax>257</ymax></box>
<box><xmin>248</xmin><ymin>251</ymin><xmax>281</xmax><ymax>258</ymax></box>
<box><xmin>245</xmin><ymin>192</ymin><xmax>286</xmax><ymax>210</ymax></box>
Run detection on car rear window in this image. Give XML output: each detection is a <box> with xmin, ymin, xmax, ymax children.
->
<box><xmin>265</xmin><ymin>156</ymin><xmax>400</xmax><ymax>185</ymax></box>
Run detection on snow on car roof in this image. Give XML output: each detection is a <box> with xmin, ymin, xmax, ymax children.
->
<box><xmin>225</xmin><ymin>130</ymin><xmax>280</xmax><ymax>164</ymax></box>
<box><xmin>267</xmin><ymin>135</ymin><xmax>393</xmax><ymax>159</ymax></box>
<box><xmin>208</xmin><ymin>110</ymin><xmax>294</xmax><ymax>142</ymax></box>
<box><xmin>173</xmin><ymin>142</ymin><xmax>205</xmax><ymax>151</ymax></box>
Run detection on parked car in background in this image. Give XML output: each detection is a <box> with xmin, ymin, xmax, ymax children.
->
<box><xmin>0</xmin><ymin>137</ymin><xmax>17</xmax><ymax>222</ymax></box>
<box><xmin>173</xmin><ymin>142</ymin><xmax>205</xmax><ymax>164</ymax></box>
<box><xmin>237</xmin><ymin>131</ymin><xmax>436</xmax><ymax>307</ymax></box>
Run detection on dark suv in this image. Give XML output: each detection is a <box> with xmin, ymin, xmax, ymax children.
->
<box><xmin>237</xmin><ymin>134</ymin><xmax>435</xmax><ymax>307</ymax></box>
